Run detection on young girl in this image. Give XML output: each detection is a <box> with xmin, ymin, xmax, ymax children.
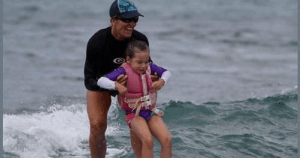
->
<box><xmin>97</xmin><ymin>40</ymin><xmax>172</xmax><ymax>158</ymax></box>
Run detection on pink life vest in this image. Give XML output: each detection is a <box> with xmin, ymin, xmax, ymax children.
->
<box><xmin>119</xmin><ymin>63</ymin><xmax>157</xmax><ymax>113</ymax></box>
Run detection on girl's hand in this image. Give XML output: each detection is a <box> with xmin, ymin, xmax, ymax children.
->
<box><xmin>152</xmin><ymin>79</ymin><xmax>165</xmax><ymax>91</ymax></box>
<box><xmin>115</xmin><ymin>82</ymin><xmax>127</xmax><ymax>95</ymax></box>
<box><xmin>153</xmin><ymin>108</ymin><xmax>164</xmax><ymax>116</ymax></box>
<box><xmin>157</xmin><ymin>110</ymin><xmax>164</xmax><ymax>116</ymax></box>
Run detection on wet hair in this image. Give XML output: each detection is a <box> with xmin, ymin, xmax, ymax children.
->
<box><xmin>126</xmin><ymin>40</ymin><xmax>150</xmax><ymax>59</ymax></box>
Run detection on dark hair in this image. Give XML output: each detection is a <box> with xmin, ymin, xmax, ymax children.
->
<box><xmin>126</xmin><ymin>40</ymin><xmax>150</xmax><ymax>59</ymax></box>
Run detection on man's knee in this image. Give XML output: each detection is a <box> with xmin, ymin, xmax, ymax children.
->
<box><xmin>90</xmin><ymin>119</ymin><xmax>107</xmax><ymax>136</ymax></box>
<box><xmin>86</xmin><ymin>90</ymin><xmax>111</xmax><ymax>135</ymax></box>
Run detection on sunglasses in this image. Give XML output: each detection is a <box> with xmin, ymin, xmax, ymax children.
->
<box><xmin>116</xmin><ymin>16</ymin><xmax>139</xmax><ymax>23</ymax></box>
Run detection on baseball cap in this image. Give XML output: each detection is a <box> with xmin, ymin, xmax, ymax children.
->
<box><xmin>110</xmin><ymin>0</ymin><xmax>144</xmax><ymax>18</ymax></box>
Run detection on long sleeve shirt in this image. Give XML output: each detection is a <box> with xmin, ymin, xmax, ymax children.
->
<box><xmin>97</xmin><ymin>63</ymin><xmax>171</xmax><ymax>90</ymax></box>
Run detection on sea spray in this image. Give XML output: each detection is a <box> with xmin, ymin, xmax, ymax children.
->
<box><xmin>3</xmin><ymin>102</ymin><xmax>123</xmax><ymax>158</ymax></box>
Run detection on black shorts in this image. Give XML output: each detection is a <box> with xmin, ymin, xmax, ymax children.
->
<box><xmin>97</xmin><ymin>88</ymin><xmax>118</xmax><ymax>97</ymax></box>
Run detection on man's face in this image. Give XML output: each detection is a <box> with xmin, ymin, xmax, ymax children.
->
<box><xmin>111</xmin><ymin>16</ymin><xmax>138</xmax><ymax>41</ymax></box>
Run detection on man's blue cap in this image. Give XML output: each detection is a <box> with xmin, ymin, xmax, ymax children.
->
<box><xmin>110</xmin><ymin>0</ymin><xmax>144</xmax><ymax>18</ymax></box>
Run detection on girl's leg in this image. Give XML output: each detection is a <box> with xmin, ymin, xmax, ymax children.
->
<box><xmin>130</xmin><ymin>130</ymin><xmax>142</xmax><ymax>158</ymax></box>
<box><xmin>148</xmin><ymin>115</ymin><xmax>172</xmax><ymax>158</ymax></box>
<box><xmin>130</xmin><ymin>116</ymin><xmax>154</xmax><ymax>158</ymax></box>
<box><xmin>118</xmin><ymin>96</ymin><xmax>142</xmax><ymax>157</ymax></box>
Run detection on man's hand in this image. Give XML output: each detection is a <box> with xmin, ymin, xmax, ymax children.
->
<box><xmin>116</xmin><ymin>74</ymin><xmax>127</xmax><ymax>87</ymax></box>
<box><xmin>115</xmin><ymin>82</ymin><xmax>127</xmax><ymax>95</ymax></box>
<box><xmin>152</xmin><ymin>79</ymin><xmax>165</xmax><ymax>91</ymax></box>
<box><xmin>151</xmin><ymin>72</ymin><xmax>159</xmax><ymax>82</ymax></box>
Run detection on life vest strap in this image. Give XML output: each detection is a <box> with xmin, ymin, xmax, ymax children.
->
<box><xmin>125</xmin><ymin>94</ymin><xmax>151</xmax><ymax>103</ymax></box>
<box><xmin>125</xmin><ymin>93</ymin><xmax>157</xmax><ymax>116</ymax></box>
<box><xmin>141</xmin><ymin>100</ymin><xmax>152</xmax><ymax>108</ymax></box>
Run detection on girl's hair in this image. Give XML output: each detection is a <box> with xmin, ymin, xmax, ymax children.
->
<box><xmin>126</xmin><ymin>40</ymin><xmax>149</xmax><ymax>59</ymax></box>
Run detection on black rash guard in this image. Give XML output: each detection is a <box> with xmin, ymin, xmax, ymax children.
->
<box><xmin>84</xmin><ymin>26</ymin><xmax>149</xmax><ymax>93</ymax></box>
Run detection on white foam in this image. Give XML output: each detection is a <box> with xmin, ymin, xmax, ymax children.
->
<box><xmin>3</xmin><ymin>101</ymin><xmax>122</xmax><ymax>158</ymax></box>
<box><xmin>280</xmin><ymin>85</ymin><xmax>297</xmax><ymax>95</ymax></box>
<box><xmin>106</xmin><ymin>147</ymin><xmax>128</xmax><ymax>158</ymax></box>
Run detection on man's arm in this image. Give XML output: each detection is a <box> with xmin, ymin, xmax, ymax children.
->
<box><xmin>84</xmin><ymin>39</ymin><xmax>101</xmax><ymax>91</ymax></box>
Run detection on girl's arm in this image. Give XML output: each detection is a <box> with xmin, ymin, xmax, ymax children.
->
<box><xmin>97</xmin><ymin>77</ymin><xmax>116</xmax><ymax>90</ymax></box>
<box><xmin>150</xmin><ymin>63</ymin><xmax>171</xmax><ymax>84</ymax></box>
<box><xmin>97</xmin><ymin>68</ymin><xmax>126</xmax><ymax>90</ymax></box>
<box><xmin>150</xmin><ymin>63</ymin><xmax>171</xmax><ymax>91</ymax></box>
<box><xmin>160</xmin><ymin>71</ymin><xmax>171</xmax><ymax>84</ymax></box>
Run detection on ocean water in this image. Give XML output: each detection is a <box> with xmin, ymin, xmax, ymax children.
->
<box><xmin>3</xmin><ymin>0</ymin><xmax>297</xmax><ymax>158</ymax></box>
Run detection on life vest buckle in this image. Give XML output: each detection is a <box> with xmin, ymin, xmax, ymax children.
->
<box><xmin>141</xmin><ymin>100</ymin><xmax>152</xmax><ymax>109</ymax></box>
<box><xmin>140</xmin><ymin>95</ymin><xmax>150</xmax><ymax>102</ymax></box>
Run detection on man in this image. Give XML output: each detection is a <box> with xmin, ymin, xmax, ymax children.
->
<box><xmin>84</xmin><ymin>0</ymin><xmax>157</xmax><ymax>157</ymax></box>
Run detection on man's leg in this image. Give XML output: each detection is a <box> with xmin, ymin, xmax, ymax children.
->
<box><xmin>87</xmin><ymin>90</ymin><xmax>111</xmax><ymax>158</ymax></box>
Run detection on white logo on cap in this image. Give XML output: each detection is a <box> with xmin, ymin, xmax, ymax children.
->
<box><xmin>113</xmin><ymin>58</ymin><xmax>125</xmax><ymax>64</ymax></box>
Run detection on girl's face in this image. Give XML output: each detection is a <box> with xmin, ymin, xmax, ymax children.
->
<box><xmin>126</xmin><ymin>48</ymin><xmax>150</xmax><ymax>75</ymax></box>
